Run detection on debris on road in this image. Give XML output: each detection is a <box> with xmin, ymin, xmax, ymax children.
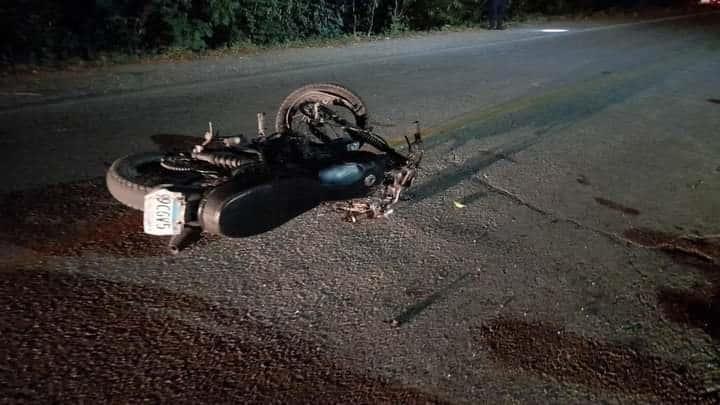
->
<box><xmin>576</xmin><ymin>174</ymin><xmax>591</xmax><ymax>186</ymax></box>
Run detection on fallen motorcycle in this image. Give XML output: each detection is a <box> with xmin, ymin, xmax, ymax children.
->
<box><xmin>105</xmin><ymin>83</ymin><xmax>423</xmax><ymax>253</ymax></box>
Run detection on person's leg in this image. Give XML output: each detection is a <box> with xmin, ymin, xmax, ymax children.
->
<box><xmin>487</xmin><ymin>0</ymin><xmax>498</xmax><ymax>29</ymax></box>
<box><xmin>496</xmin><ymin>0</ymin><xmax>507</xmax><ymax>29</ymax></box>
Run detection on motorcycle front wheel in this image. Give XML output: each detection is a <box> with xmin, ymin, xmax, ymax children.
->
<box><xmin>274</xmin><ymin>82</ymin><xmax>369</xmax><ymax>143</ymax></box>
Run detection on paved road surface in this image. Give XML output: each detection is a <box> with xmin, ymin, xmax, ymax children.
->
<box><xmin>1</xmin><ymin>11</ymin><xmax>719</xmax><ymax>404</ymax></box>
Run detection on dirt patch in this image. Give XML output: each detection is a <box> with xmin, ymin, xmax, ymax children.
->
<box><xmin>624</xmin><ymin>228</ymin><xmax>720</xmax><ymax>341</ymax></box>
<box><xmin>0</xmin><ymin>178</ymin><xmax>215</xmax><ymax>257</ymax></box>
<box><xmin>478</xmin><ymin>316</ymin><xmax>714</xmax><ymax>403</ymax></box>
<box><xmin>0</xmin><ymin>267</ymin><xmax>447</xmax><ymax>403</ymax></box>
<box><xmin>657</xmin><ymin>287</ymin><xmax>720</xmax><ymax>341</ymax></box>
<box><xmin>594</xmin><ymin>197</ymin><xmax>640</xmax><ymax>216</ymax></box>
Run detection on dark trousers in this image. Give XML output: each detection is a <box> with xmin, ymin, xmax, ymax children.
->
<box><xmin>488</xmin><ymin>0</ymin><xmax>507</xmax><ymax>28</ymax></box>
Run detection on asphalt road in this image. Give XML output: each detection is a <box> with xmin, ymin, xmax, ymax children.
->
<box><xmin>1</xmin><ymin>11</ymin><xmax>720</xmax><ymax>404</ymax></box>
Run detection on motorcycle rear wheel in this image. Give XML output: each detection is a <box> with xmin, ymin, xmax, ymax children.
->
<box><xmin>106</xmin><ymin>152</ymin><xmax>202</xmax><ymax>211</ymax></box>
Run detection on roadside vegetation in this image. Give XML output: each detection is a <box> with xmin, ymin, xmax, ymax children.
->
<box><xmin>0</xmin><ymin>0</ymin><xmax>696</xmax><ymax>69</ymax></box>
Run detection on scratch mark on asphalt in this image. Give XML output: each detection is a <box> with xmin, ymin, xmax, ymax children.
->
<box><xmin>473</xmin><ymin>177</ymin><xmax>670</xmax><ymax>253</ymax></box>
<box><xmin>391</xmin><ymin>272</ymin><xmax>472</xmax><ymax>327</ymax></box>
<box><xmin>594</xmin><ymin>197</ymin><xmax>641</xmax><ymax>216</ymax></box>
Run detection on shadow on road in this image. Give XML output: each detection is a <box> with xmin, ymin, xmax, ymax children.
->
<box><xmin>0</xmin><ymin>178</ymin><xmax>178</xmax><ymax>257</ymax></box>
<box><xmin>0</xmin><ymin>267</ymin><xmax>448</xmax><ymax>403</ymax></box>
<box><xmin>150</xmin><ymin>133</ymin><xmax>205</xmax><ymax>153</ymax></box>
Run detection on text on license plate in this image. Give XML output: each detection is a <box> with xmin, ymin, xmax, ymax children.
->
<box><xmin>143</xmin><ymin>189</ymin><xmax>186</xmax><ymax>236</ymax></box>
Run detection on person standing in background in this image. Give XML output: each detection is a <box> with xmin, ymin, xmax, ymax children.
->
<box><xmin>487</xmin><ymin>0</ymin><xmax>508</xmax><ymax>30</ymax></box>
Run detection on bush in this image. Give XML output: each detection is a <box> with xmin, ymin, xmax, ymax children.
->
<box><xmin>237</xmin><ymin>0</ymin><xmax>343</xmax><ymax>44</ymax></box>
<box><xmin>0</xmin><ymin>0</ymin><xmax>694</xmax><ymax>65</ymax></box>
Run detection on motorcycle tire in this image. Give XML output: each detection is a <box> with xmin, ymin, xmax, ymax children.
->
<box><xmin>105</xmin><ymin>152</ymin><xmax>200</xmax><ymax>211</ymax></box>
<box><xmin>274</xmin><ymin>82</ymin><xmax>369</xmax><ymax>137</ymax></box>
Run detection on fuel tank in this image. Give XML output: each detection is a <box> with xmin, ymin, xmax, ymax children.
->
<box><xmin>317</xmin><ymin>156</ymin><xmax>385</xmax><ymax>198</ymax></box>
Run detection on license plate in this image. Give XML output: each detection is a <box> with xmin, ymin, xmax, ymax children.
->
<box><xmin>143</xmin><ymin>189</ymin><xmax>186</xmax><ymax>236</ymax></box>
